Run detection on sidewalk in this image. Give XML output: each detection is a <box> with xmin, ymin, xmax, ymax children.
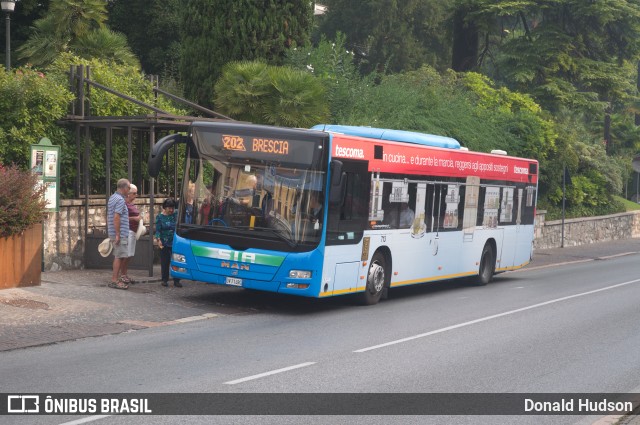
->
<box><xmin>0</xmin><ymin>265</ymin><xmax>258</xmax><ymax>352</ymax></box>
<box><xmin>0</xmin><ymin>239</ymin><xmax>639</xmax><ymax>422</ymax></box>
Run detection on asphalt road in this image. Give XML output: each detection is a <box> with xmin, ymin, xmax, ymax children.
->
<box><xmin>1</xmin><ymin>251</ymin><xmax>639</xmax><ymax>425</ymax></box>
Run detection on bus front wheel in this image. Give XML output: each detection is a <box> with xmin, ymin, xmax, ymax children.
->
<box><xmin>359</xmin><ymin>252</ymin><xmax>387</xmax><ymax>305</ymax></box>
<box><xmin>477</xmin><ymin>243</ymin><xmax>495</xmax><ymax>286</ymax></box>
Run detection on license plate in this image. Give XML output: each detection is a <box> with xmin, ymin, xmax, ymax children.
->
<box><xmin>225</xmin><ymin>277</ymin><xmax>243</xmax><ymax>287</ymax></box>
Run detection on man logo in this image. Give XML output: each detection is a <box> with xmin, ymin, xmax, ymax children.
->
<box><xmin>8</xmin><ymin>395</ymin><xmax>40</xmax><ymax>413</ymax></box>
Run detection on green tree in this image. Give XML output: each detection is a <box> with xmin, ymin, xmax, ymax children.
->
<box><xmin>180</xmin><ymin>0</ymin><xmax>313</xmax><ymax>107</ymax></box>
<box><xmin>464</xmin><ymin>0</ymin><xmax>640</xmax><ymax>117</ymax></box>
<box><xmin>107</xmin><ymin>0</ymin><xmax>182</xmax><ymax>76</ymax></box>
<box><xmin>17</xmin><ymin>0</ymin><xmax>138</xmax><ymax>67</ymax></box>
<box><xmin>214</xmin><ymin>61</ymin><xmax>329</xmax><ymax>127</ymax></box>
<box><xmin>320</xmin><ymin>0</ymin><xmax>452</xmax><ymax>74</ymax></box>
<box><xmin>448</xmin><ymin>0</ymin><xmax>640</xmax><ymax>210</ymax></box>
<box><xmin>284</xmin><ymin>33</ymin><xmax>375</xmax><ymax>122</ymax></box>
<box><xmin>72</xmin><ymin>27</ymin><xmax>139</xmax><ymax>67</ymax></box>
<box><xmin>451</xmin><ymin>0</ymin><xmax>480</xmax><ymax>72</ymax></box>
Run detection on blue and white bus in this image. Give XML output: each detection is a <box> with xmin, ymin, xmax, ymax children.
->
<box><xmin>148</xmin><ymin>122</ymin><xmax>538</xmax><ymax>305</ymax></box>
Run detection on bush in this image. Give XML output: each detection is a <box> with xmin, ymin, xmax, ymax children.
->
<box><xmin>0</xmin><ymin>164</ymin><xmax>47</xmax><ymax>238</ymax></box>
<box><xmin>0</xmin><ymin>67</ymin><xmax>73</xmax><ymax>170</ymax></box>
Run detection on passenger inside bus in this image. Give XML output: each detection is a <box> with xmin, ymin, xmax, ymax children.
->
<box><xmin>398</xmin><ymin>202</ymin><xmax>415</xmax><ymax>227</ymax></box>
<box><xmin>199</xmin><ymin>184</ymin><xmax>217</xmax><ymax>225</ymax></box>
<box><xmin>382</xmin><ymin>183</ymin><xmax>415</xmax><ymax>229</ymax></box>
<box><xmin>386</xmin><ymin>202</ymin><xmax>414</xmax><ymax>228</ymax></box>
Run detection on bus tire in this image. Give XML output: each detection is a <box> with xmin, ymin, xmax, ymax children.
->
<box><xmin>477</xmin><ymin>243</ymin><xmax>495</xmax><ymax>286</ymax></box>
<box><xmin>359</xmin><ymin>252</ymin><xmax>387</xmax><ymax>305</ymax></box>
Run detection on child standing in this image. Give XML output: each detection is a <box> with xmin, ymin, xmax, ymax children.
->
<box><xmin>154</xmin><ymin>198</ymin><xmax>182</xmax><ymax>287</ymax></box>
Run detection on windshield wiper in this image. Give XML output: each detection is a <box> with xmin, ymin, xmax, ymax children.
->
<box><xmin>232</xmin><ymin>225</ymin><xmax>298</xmax><ymax>248</ymax></box>
<box><xmin>178</xmin><ymin>224</ymin><xmax>231</xmax><ymax>234</ymax></box>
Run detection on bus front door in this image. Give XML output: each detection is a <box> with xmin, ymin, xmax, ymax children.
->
<box><xmin>324</xmin><ymin>159</ymin><xmax>370</xmax><ymax>295</ymax></box>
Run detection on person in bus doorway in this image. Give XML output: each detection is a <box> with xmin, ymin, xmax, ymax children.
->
<box><xmin>154</xmin><ymin>198</ymin><xmax>182</xmax><ymax>288</ymax></box>
<box><xmin>184</xmin><ymin>182</ymin><xmax>195</xmax><ymax>224</ymax></box>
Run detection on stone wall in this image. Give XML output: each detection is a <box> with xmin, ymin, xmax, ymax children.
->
<box><xmin>42</xmin><ymin>199</ymin><xmax>640</xmax><ymax>271</ymax></box>
<box><xmin>534</xmin><ymin>210</ymin><xmax>640</xmax><ymax>249</ymax></box>
<box><xmin>43</xmin><ymin>197</ymin><xmax>165</xmax><ymax>271</ymax></box>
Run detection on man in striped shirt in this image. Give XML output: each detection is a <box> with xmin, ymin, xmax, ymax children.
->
<box><xmin>107</xmin><ymin>178</ymin><xmax>131</xmax><ymax>289</ymax></box>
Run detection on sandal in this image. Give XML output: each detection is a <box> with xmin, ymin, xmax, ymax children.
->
<box><xmin>108</xmin><ymin>280</ymin><xmax>129</xmax><ymax>290</ymax></box>
<box><xmin>120</xmin><ymin>275</ymin><xmax>135</xmax><ymax>284</ymax></box>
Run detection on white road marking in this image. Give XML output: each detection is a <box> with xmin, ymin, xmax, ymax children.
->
<box><xmin>355</xmin><ymin>278</ymin><xmax>640</xmax><ymax>353</ymax></box>
<box><xmin>224</xmin><ymin>362</ymin><xmax>316</xmax><ymax>385</ymax></box>
<box><xmin>59</xmin><ymin>415</ymin><xmax>111</xmax><ymax>425</ymax></box>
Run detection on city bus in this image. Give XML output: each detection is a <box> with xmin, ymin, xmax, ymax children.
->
<box><xmin>148</xmin><ymin>122</ymin><xmax>538</xmax><ymax>305</ymax></box>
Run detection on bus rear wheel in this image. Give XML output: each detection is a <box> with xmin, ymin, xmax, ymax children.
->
<box><xmin>477</xmin><ymin>243</ymin><xmax>495</xmax><ymax>286</ymax></box>
<box><xmin>359</xmin><ymin>252</ymin><xmax>386</xmax><ymax>305</ymax></box>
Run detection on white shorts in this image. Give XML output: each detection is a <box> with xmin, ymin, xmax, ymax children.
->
<box><xmin>112</xmin><ymin>238</ymin><xmax>128</xmax><ymax>259</ymax></box>
<box><xmin>127</xmin><ymin>230</ymin><xmax>137</xmax><ymax>257</ymax></box>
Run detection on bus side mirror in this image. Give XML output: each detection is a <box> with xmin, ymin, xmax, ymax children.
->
<box><xmin>148</xmin><ymin>134</ymin><xmax>189</xmax><ymax>177</ymax></box>
<box><xmin>329</xmin><ymin>160</ymin><xmax>345</xmax><ymax>206</ymax></box>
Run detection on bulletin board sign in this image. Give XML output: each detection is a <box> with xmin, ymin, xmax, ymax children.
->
<box><xmin>30</xmin><ymin>138</ymin><xmax>60</xmax><ymax>212</ymax></box>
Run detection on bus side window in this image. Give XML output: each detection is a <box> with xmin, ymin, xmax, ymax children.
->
<box><xmin>436</xmin><ymin>185</ymin><xmax>447</xmax><ymax>230</ymax></box>
<box><xmin>476</xmin><ymin>186</ymin><xmax>486</xmax><ymax>226</ymax></box>
<box><xmin>455</xmin><ymin>185</ymin><xmax>466</xmax><ymax>230</ymax></box>
<box><xmin>424</xmin><ymin>184</ymin><xmax>435</xmax><ymax>232</ymax></box>
<box><xmin>382</xmin><ymin>183</ymin><xmax>397</xmax><ymax>227</ymax></box>
<box><xmin>341</xmin><ymin>172</ymin><xmax>367</xmax><ymax>220</ymax></box>
<box><xmin>327</xmin><ymin>163</ymin><xmax>370</xmax><ymax>244</ymax></box>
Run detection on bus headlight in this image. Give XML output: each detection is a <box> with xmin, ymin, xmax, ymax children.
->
<box><xmin>289</xmin><ymin>270</ymin><xmax>312</xmax><ymax>279</ymax></box>
<box><xmin>172</xmin><ymin>253</ymin><xmax>186</xmax><ymax>263</ymax></box>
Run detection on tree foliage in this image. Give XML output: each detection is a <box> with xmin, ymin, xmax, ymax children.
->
<box><xmin>0</xmin><ymin>67</ymin><xmax>73</xmax><ymax>169</ymax></box>
<box><xmin>180</xmin><ymin>0</ymin><xmax>313</xmax><ymax>107</ymax></box>
<box><xmin>319</xmin><ymin>0</ymin><xmax>452</xmax><ymax>74</ymax></box>
<box><xmin>329</xmin><ymin>64</ymin><xmax>556</xmax><ymax>162</ymax></box>
<box><xmin>107</xmin><ymin>0</ymin><xmax>182</xmax><ymax>76</ymax></box>
<box><xmin>17</xmin><ymin>0</ymin><xmax>138</xmax><ymax>67</ymax></box>
<box><xmin>465</xmin><ymin>1</ymin><xmax>640</xmax><ymax>116</ymax></box>
<box><xmin>284</xmin><ymin>33</ymin><xmax>376</xmax><ymax>122</ymax></box>
<box><xmin>214</xmin><ymin>61</ymin><xmax>329</xmax><ymax>127</ymax></box>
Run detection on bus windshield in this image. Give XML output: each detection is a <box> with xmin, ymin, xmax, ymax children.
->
<box><xmin>177</xmin><ymin>126</ymin><xmax>328</xmax><ymax>252</ymax></box>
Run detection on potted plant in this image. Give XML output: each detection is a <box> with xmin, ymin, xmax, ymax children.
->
<box><xmin>0</xmin><ymin>163</ymin><xmax>47</xmax><ymax>289</ymax></box>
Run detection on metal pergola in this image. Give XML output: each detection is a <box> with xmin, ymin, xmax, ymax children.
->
<box><xmin>59</xmin><ymin>65</ymin><xmax>233</xmax><ymax>276</ymax></box>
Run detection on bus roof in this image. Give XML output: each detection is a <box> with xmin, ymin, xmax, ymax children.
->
<box><xmin>311</xmin><ymin>124</ymin><xmax>461</xmax><ymax>150</ymax></box>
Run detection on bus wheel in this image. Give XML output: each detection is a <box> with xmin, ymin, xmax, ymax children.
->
<box><xmin>359</xmin><ymin>252</ymin><xmax>386</xmax><ymax>305</ymax></box>
<box><xmin>477</xmin><ymin>243</ymin><xmax>495</xmax><ymax>286</ymax></box>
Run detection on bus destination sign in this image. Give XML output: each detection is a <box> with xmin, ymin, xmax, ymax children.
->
<box><xmin>196</xmin><ymin>128</ymin><xmax>319</xmax><ymax>166</ymax></box>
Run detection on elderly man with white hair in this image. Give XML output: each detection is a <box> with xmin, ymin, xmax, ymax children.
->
<box><xmin>107</xmin><ymin>178</ymin><xmax>130</xmax><ymax>289</ymax></box>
